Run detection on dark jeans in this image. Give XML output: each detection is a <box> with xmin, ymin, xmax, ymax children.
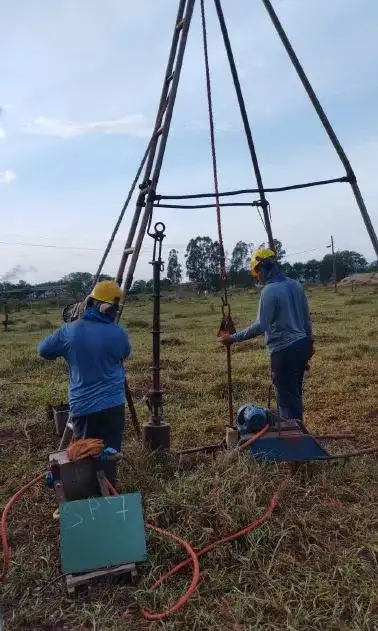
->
<box><xmin>270</xmin><ymin>337</ymin><xmax>311</xmax><ymax>421</ymax></box>
<box><xmin>72</xmin><ymin>404</ymin><xmax>125</xmax><ymax>486</ymax></box>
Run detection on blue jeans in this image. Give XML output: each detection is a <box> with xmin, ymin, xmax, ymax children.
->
<box><xmin>270</xmin><ymin>338</ymin><xmax>311</xmax><ymax>421</ymax></box>
<box><xmin>72</xmin><ymin>404</ymin><xmax>125</xmax><ymax>485</ymax></box>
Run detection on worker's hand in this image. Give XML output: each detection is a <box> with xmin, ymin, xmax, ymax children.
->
<box><xmin>217</xmin><ymin>332</ymin><xmax>232</xmax><ymax>346</ymax></box>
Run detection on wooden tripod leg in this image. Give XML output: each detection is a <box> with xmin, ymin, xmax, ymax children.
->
<box><xmin>124</xmin><ymin>379</ymin><xmax>141</xmax><ymax>438</ymax></box>
<box><xmin>59</xmin><ymin>419</ymin><xmax>73</xmax><ymax>450</ymax></box>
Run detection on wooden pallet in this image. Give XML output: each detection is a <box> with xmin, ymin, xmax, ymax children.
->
<box><xmin>65</xmin><ymin>562</ymin><xmax>138</xmax><ymax>595</ymax></box>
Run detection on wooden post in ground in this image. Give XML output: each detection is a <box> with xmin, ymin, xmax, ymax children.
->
<box><xmin>3</xmin><ymin>305</ymin><xmax>9</xmax><ymax>332</ymax></box>
<box><xmin>327</xmin><ymin>236</ymin><xmax>337</xmax><ymax>292</ymax></box>
<box><xmin>331</xmin><ymin>235</ymin><xmax>337</xmax><ymax>292</ymax></box>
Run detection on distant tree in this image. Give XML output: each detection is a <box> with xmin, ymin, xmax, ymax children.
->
<box><xmin>130</xmin><ymin>279</ymin><xmax>154</xmax><ymax>295</ymax></box>
<box><xmin>185</xmin><ymin>236</ymin><xmax>221</xmax><ymax>291</ymax></box>
<box><xmin>339</xmin><ymin>251</ymin><xmax>368</xmax><ymax>275</ymax></box>
<box><xmin>290</xmin><ymin>262</ymin><xmax>306</xmax><ymax>281</ymax></box>
<box><xmin>259</xmin><ymin>238</ymin><xmax>286</xmax><ymax>261</ymax></box>
<box><xmin>280</xmin><ymin>261</ymin><xmax>293</xmax><ymax>277</ymax></box>
<box><xmin>0</xmin><ymin>281</ymin><xmax>16</xmax><ymax>293</ymax></box>
<box><xmin>319</xmin><ymin>250</ymin><xmax>368</xmax><ymax>283</ymax></box>
<box><xmin>130</xmin><ymin>280</ymin><xmax>147</xmax><ymax>295</ymax></box>
<box><xmin>368</xmin><ymin>260</ymin><xmax>378</xmax><ymax>272</ymax></box>
<box><xmin>98</xmin><ymin>274</ymin><xmax>113</xmax><ymax>282</ymax></box>
<box><xmin>303</xmin><ymin>259</ymin><xmax>320</xmax><ymax>284</ymax></box>
<box><xmin>229</xmin><ymin>241</ymin><xmax>253</xmax><ymax>273</ymax></box>
<box><xmin>161</xmin><ymin>277</ymin><xmax>172</xmax><ymax>291</ymax></box>
<box><xmin>15</xmin><ymin>280</ymin><xmax>31</xmax><ymax>300</ymax></box>
<box><xmin>319</xmin><ymin>255</ymin><xmax>334</xmax><ymax>284</ymax></box>
<box><xmin>229</xmin><ymin>241</ymin><xmax>254</xmax><ymax>287</ymax></box>
<box><xmin>166</xmin><ymin>249</ymin><xmax>182</xmax><ymax>284</ymax></box>
<box><xmin>63</xmin><ymin>272</ymin><xmax>93</xmax><ymax>299</ymax></box>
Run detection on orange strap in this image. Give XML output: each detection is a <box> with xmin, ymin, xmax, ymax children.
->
<box><xmin>66</xmin><ymin>439</ymin><xmax>104</xmax><ymax>462</ymax></box>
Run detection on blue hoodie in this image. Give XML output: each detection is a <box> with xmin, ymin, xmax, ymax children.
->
<box><xmin>230</xmin><ymin>271</ymin><xmax>312</xmax><ymax>354</ymax></box>
<box><xmin>38</xmin><ymin>308</ymin><xmax>131</xmax><ymax>416</ymax></box>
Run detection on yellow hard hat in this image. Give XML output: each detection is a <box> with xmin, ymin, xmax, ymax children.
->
<box><xmin>90</xmin><ymin>280</ymin><xmax>122</xmax><ymax>304</ymax></box>
<box><xmin>250</xmin><ymin>248</ymin><xmax>276</xmax><ymax>277</ymax></box>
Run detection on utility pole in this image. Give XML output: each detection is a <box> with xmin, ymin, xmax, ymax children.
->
<box><xmin>327</xmin><ymin>236</ymin><xmax>337</xmax><ymax>292</ymax></box>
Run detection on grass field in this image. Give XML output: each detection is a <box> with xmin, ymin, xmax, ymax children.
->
<box><xmin>1</xmin><ymin>287</ymin><xmax>378</xmax><ymax>630</ymax></box>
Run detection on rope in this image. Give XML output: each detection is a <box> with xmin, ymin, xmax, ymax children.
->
<box><xmin>200</xmin><ymin>0</ymin><xmax>235</xmax><ymax>426</ymax></box>
<box><xmin>66</xmin><ymin>439</ymin><xmax>104</xmax><ymax>462</ymax></box>
<box><xmin>213</xmin><ymin>0</ymin><xmax>274</xmax><ymax>249</ymax></box>
<box><xmin>200</xmin><ymin>0</ymin><xmax>227</xmax><ymax>285</ymax></box>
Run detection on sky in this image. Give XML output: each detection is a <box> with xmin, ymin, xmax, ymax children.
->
<box><xmin>1</xmin><ymin>0</ymin><xmax>378</xmax><ymax>284</ymax></box>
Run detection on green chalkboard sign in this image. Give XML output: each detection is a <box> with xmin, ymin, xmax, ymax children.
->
<box><xmin>60</xmin><ymin>493</ymin><xmax>147</xmax><ymax>574</ymax></box>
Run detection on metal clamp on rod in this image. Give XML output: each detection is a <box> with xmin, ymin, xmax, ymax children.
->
<box><xmin>142</xmin><ymin>222</ymin><xmax>171</xmax><ymax>452</ymax></box>
<box><xmin>136</xmin><ymin>179</ymin><xmax>151</xmax><ymax>207</ymax></box>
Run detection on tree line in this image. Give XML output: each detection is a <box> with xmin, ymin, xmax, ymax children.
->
<box><xmin>1</xmin><ymin>238</ymin><xmax>377</xmax><ymax>300</ymax></box>
<box><xmin>152</xmin><ymin>237</ymin><xmax>376</xmax><ymax>293</ymax></box>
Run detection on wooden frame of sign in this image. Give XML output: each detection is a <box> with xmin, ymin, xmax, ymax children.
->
<box><xmin>65</xmin><ymin>562</ymin><xmax>138</xmax><ymax>596</ymax></box>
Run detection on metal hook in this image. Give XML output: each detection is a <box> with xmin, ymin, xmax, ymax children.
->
<box><xmin>221</xmin><ymin>296</ymin><xmax>231</xmax><ymax>318</ymax></box>
<box><xmin>150</xmin><ymin>221</ymin><xmax>166</xmax><ymax>263</ymax></box>
<box><xmin>154</xmin><ymin>221</ymin><xmax>166</xmax><ymax>236</ymax></box>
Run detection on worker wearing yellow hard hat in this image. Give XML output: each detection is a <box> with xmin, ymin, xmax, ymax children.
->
<box><xmin>218</xmin><ymin>246</ymin><xmax>314</xmax><ymax>424</ymax></box>
<box><xmin>89</xmin><ymin>279</ymin><xmax>122</xmax><ymax>306</ymax></box>
<box><xmin>38</xmin><ymin>279</ymin><xmax>131</xmax><ymax>487</ymax></box>
<box><xmin>249</xmin><ymin>247</ymin><xmax>276</xmax><ymax>278</ymax></box>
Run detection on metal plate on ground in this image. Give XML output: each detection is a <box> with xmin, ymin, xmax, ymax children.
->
<box><xmin>249</xmin><ymin>435</ymin><xmax>329</xmax><ymax>462</ymax></box>
<box><xmin>60</xmin><ymin>493</ymin><xmax>147</xmax><ymax>574</ymax></box>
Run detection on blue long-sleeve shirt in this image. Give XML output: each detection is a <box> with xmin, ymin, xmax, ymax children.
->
<box><xmin>230</xmin><ymin>272</ymin><xmax>312</xmax><ymax>354</ymax></box>
<box><xmin>38</xmin><ymin>308</ymin><xmax>131</xmax><ymax>417</ymax></box>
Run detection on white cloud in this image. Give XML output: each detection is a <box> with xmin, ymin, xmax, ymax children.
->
<box><xmin>1</xmin><ymin>0</ymin><xmax>377</xmax><ymax>281</ymax></box>
<box><xmin>0</xmin><ymin>170</ymin><xmax>16</xmax><ymax>184</ymax></box>
<box><xmin>22</xmin><ymin>114</ymin><xmax>152</xmax><ymax>139</ymax></box>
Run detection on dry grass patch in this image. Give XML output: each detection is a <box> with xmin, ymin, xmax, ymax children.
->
<box><xmin>0</xmin><ymin>288</ymin><xmax>377</xmax><ymax>630</ymax></box>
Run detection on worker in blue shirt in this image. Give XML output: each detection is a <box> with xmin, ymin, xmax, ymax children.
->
<box><xmin>38</xmin><ymin>280</ymin><xmax>131</xmax><ymax>485</ymax></box>
<box><xmin>218</xmin><ymin>248</ymin><xmax>314</xmax><ymax>423</ymax></box>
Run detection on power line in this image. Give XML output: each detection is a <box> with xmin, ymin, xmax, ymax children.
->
<box><xmin>0</xmin><ymin>240</ymin><xmax>187</xmax><ymax>253</ymax></box>
<box><xmin>0</xmin><ymin>240</ymin><xmax>100</xmax><ymax>252</ymax></box>
<box><xmin>283</xmin><ymin>246</ymin><xmax>325</xmax><ymax>259</ymax></box>
<box><xmin>0</xmin><ymin>238</ymin><xmax>347</xmax><ymax>262</ymax></box>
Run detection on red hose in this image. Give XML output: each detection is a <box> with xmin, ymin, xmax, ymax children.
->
<box><xmin>238</xmin><ymin>424</ymin><xmax>269</xmax><ymax>450</ymax></box>
<box><xmin>148</xmin><ymin>478</ymin><xmax>287</xmax><ymax>593</ymax></box>
<box><xmin>140</xmin><ymin>524</ymin><xmax>200</xmax><ymax>621</ymax></box>
<box><xmin>106</xmin><ymin>473</ymin><xmax>287</xmax><ymax>622</ymax></box>
<box><xmin>2</xmin><ymin>430</ymin><xmax>377</xmax><ymax>623</ymax></box>
<box><xmin>105</xmin><ymin>480</ymin><xmax>200</xmax><ymax>621</ymax></box>
<box><xmin>0</xmin><ymin>473</ymin><xmax>45</xmax><ymax>581</ymax></box>
<box><xmin>2</xmin><ymin>428</ymin><xmax>282</xmax><ymax>623</ymax></box>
